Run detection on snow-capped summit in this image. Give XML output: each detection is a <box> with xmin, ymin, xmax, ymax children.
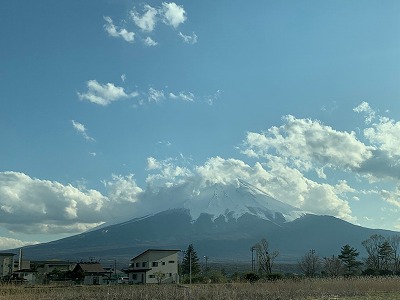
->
<box><xmin>182</xmin><ymin>179</ymin><xmax>310</xmax><ymax>223</ymax></box>
<box><xmin>98</xmin><ymin>179</ymin><xmax>310</xmax><ymax>230</ymax></box>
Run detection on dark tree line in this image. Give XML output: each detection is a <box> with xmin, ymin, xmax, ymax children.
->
<box><xmin>299</xmin><ymin>245</ymin><xmax>363</xmax><ymax>277</ymax></box>
<box><xmin>362</xmin><ymin>234</ymin><xmax>400</xmax><ymax>275</ymax></box>
<box><xmin>298</xmin><ymin>234</ymin><xmax>400</xmax><ymax>277</ymax></box>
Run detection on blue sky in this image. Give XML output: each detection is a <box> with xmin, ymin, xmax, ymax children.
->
<box><xmin>1</xmin><ymin>0</ymin><xmax>400</xmax><ymax>249</ymax></box>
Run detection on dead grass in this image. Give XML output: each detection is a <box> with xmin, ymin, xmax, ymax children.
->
<box><xmin>1</xmin><ymin>277</ymin><xmax>400</xmax><ymax>300</ymax></box>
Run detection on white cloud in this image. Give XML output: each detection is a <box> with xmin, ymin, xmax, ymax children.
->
<box><xmin>0</xmin><ymin>171</ymin><xmax>152</xmax><ymax>236</ymax></box>
<box><xmin>0</xmin><ymin>172</ymin><xmax>109</xmax><ymax>234</ymax></box>
<box><xmin>178</xmin><ymin>91</ymin><xmax>195</xmax><ymax>102</ymax></box>
<box><xmin>144</xmin><ymin>36</ymin><xmax>158</xmax><ymax>47</ymax></box>
<box><xmin>78</xmin><ymin>80</ymin><xmax>137</xmax><ymax>106</ymax></box>
<box><xmin>169</xmin><ymin>91</ymin><xmax>195</xmax><ymax>102</ymax></box>
<box><xmin>242</xmin><ymin>115</ymin><xmax>373</xmax><ymax>172</ymax></box>
<box><xmin>179</xmin><ymin>31</ymin><xmax>198</xmax><ymax>44</ymax></box>
<box><xmin>146</xmin><ymin>157</ymin><xmax>192</xmax><ymax>188</ymax></box>
<box><xmin>354</xmin><ymin>101</ymin><xmax>376</xmax><ymax>124</ymax></box>
<box><xmin>71</xmin><ymin>120</ymin><xmax>95</xmax><ymax>142</ymax></box>
<box><xmin>103</xmin><ymin>16</ymin><xmax>135</xmax><ymax>43</ymax></box>
<box><xmin>130</xmin><ymin>5</ymin><xmax>158</xmax><ymax>32</ymax></box>
<box><xmin>148</xmin><ymin>87</ymin><xmax>165</xmax><ymax>102</ymax></box>
<box><xmin>103</xmin><ymin>174</ymin><xmax>143</xmax><ymax>205</ymax></box>
<box><xmin>141</xmin><ymin>156</ymin><xmax>355</xmax><ymax>222</ymax></box>
<box><xmin>107</xmin><ymin>2</ymin><xmax>191</xmax><ymax>48</ymax></box>
<box><xmin>161</xmin><ymin>2</ymin><xmax>187</xmax><ymax>28</ymax></box>
<box><xmin>147</xmin><ymin>157</ymin><xmax>161</xmax><ymax>170</ymax></box>
<box><xmin>121</xmin><ymin>74</ymin><xmax>126</xmax><ymax>83</ymax></box>
<box><xmin>204</xmin><ymin>90</ymin><xmax>222</xmax><ymax>106</ymax></box>
<box><xmin>0</xmin><ymin>237</ymin><xmax>38</xmax><ymax>251</ymax></box>
<box><xmin>380</xmin><ymin>187</ymin><xmax>400</xmax><ymax>208</ymax></box>
<box><xmin>363</xmin><ymin>116</ymin><xmax>400</xmax><ymax>158</ymax></box>
<box><xmin>169</xmin><ymin>92</ymin><xmax>178</xmax><ymax>99</ymax></box>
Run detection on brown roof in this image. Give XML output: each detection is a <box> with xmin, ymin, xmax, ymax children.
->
<box><xmin>76</xmin><ymin>263</ymin><xmax>107</xmax><ymax>274</ymax></box>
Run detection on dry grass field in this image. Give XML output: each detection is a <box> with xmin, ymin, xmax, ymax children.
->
<box><xmin>1</xmin><ymin>277</ymin><xmax>400</xmax><ymax>300</ymax></box>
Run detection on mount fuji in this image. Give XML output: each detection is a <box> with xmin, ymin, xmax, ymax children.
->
<box><xmin>8</xmin><ymin>180</ymin><xmax>398</xmax><ymax>263</ymax></box>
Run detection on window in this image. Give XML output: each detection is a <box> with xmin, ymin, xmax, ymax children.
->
<box><xmin>162</xmin><ymin>262</ymin><xmax>165</xmax><ymax>265</ymax></box>
<box><xmin>149</xmin><ymin>274</ymin><xmax>155</xmax><ymax>278</ymax></box>
<box><xmin>135</xmin><ymin>263</ymin><xmax>139</xmax><ymax>268</ymax></box>
<box><xmin>169</xmin><ymin>273</ymin><xmax>172</xmax><ymax>277</ymax></box>
<box><xmin>168</xmin><ymin>260</ymin><xmax>175</xmax><ymax>264</ymax></box>
<box><xmin>132</xmin><ymin>274</ymin><xmax>137</xmax><ymax>280</ymax></box>
<box><xmin>142</xmin><ymin>262</ymin><xmax>147</xmax><ymax>267</ymax></box>
<box><xmin>152</xmin><ymin>262</ymin><xmax>158</xmax><ymax>267</ymax></box>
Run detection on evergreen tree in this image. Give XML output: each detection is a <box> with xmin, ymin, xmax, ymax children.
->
<box><xmin>338</xmin><ymin>244</ymin><xmax>362</xmax><ymax>275</ymax></box>
<box><xmin>182</xmin><ymin>244</ymin><xmax>201</xmax><ymax>276</ymax></box>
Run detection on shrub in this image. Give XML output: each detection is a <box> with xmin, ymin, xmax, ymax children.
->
<box><xmin>244</xmin><ymin>272</ymin><xmax>260</xmax><ymax>283</ymax></box>
<box><xmin>264</xmin><ymin>273</ymin><xmax>283</xmax><ymax>281</ymax></box>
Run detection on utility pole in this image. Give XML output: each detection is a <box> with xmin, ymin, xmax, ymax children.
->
<box><xmin>251</xmin><ymin>246</ymin><xmax>256</xmax><ymax>272</ymax></box>
<box><xmin>204</xmin><ymin>256</ymin><xmax>209</xmax><ymax>277</ymax></box>
<box><xmin>189</xmin><ymin>252</ymin><xmax>192</xmax><ymax>284</ymax></box>
<box><xmin>114</xmin><ymin>259</ymin><xmax>117</xmax><ymax>280</ymax></box>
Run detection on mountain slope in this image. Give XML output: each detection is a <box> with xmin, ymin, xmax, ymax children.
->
<box><xmin>5</xmin><ymin>181</ymin><xmax>398</xmax><ymax>263</ymax></box>
<box><xmin>14</xmin><ymin>209</ymin><xmax>398</xmax><ymax>263</ymax></box>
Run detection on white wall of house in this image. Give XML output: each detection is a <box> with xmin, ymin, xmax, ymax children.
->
<box><xmin>129</xmin><ymin>250</ymin><xmax>179</xmax><ymax>284</ymax></box>
<box><xmin>0</xmin><ymin>254</ymin><xmax>14</xmax><ymax>278</ymax></box>
<box><xmin>83</xmin><ymin>275</ymin><xmax>104</xmax><ymax>285</ymax></box>
<box><xmin>15</xmin><ymin>271</ymin><xmax>38</xmax><ymax>284</ymax></box>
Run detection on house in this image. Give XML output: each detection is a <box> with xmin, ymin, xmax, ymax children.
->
<box><xmin>0</xmin><ymin>253</ymin><xmax>15</xmax><ymax>280</ymax></box>
<box><xmin>31</xmin><ymin>260</ymin><xmax>76</xmax><ymax>275</ymax></box>
<box><xmin>13</xmin><ymin>259</ymin><xmax>31</xmax><ymax>271</ymax></box>
<box><xmin>29</xmin><ymin>260</ymin><xmax>76</xmax><ymax>284</ymax></box>
<box><xmin>13</xmin><ymin>269</ymin><xmax>38</xmax><ymax>284</ymax></box>
<box><xmin>71</xmin><ymin>262</ymin><xmax>109</xmax><ymax>285</ymax></box>
<box><xmin>124</xmin><ymin>249</ymin><xmax>180</xmax><ymax>284</ymax></box>
<box><xmin>12</xmin><ymin>258</ymin><xmax>37</xmax><ymax>284</ymax></box>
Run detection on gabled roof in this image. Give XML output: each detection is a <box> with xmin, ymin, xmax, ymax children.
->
<box><xmin>75</xmin><ymin>263</ymin><xmax>107</xmax><ymax>274</ymax></box>
<box><xmin>14</xmin><ymin>269</ymin><xmax>37</xmax><ymax>273</ymax></box>
<box><xmin>131</xmin><ymin>249</ymin><xmax>180</xmax><ymax>261</ymax></box>
<box><xmin>0</xmin><ymin>252</ymin><xmax>16</xmax><ymax>256</ymax></box>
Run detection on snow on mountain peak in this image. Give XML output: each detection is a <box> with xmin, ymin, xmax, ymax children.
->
<box><xmin>100</xmin><ymin>179</ymin><xmax>310</xmax><ymax>229</ymax></box>
<box><xmin>183</xmin><ymin>179</ymin><xmax>309</xmax><ymax>223</ymax></box>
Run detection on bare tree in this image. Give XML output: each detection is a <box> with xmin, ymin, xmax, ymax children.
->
<box><xmin>378</xmin><ymin>240</ymin><xmax>393</xmax><ymax>271</ymax></box>
<box><xmin>323</xmin><ymin>255</ymin><xmax>343</xmax><ymax>277</ymax></box>
<box><xmin>388</xmin><ymin>235</ymin><xmax>400</xmax><ymax>273</ymax></box>
<box><xmin>255</xmin><ymin>238</ymin><xmax>279</xmax><ymax>275</ymax></box>
<box><xmin>299</xmin><ymin>250</ymin><xmax>321</xmax><ymax>277</ymax></box>
<box><xmin>362</xmin><ymin>234</ymin><xmax>385</xmax><ymax>271</ymax></box>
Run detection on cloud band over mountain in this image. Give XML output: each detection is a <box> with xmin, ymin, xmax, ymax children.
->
<box><xmin>2</xmin><ymin>102</ymin><xmax>400</xmax><ymax>249</ymax></box>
